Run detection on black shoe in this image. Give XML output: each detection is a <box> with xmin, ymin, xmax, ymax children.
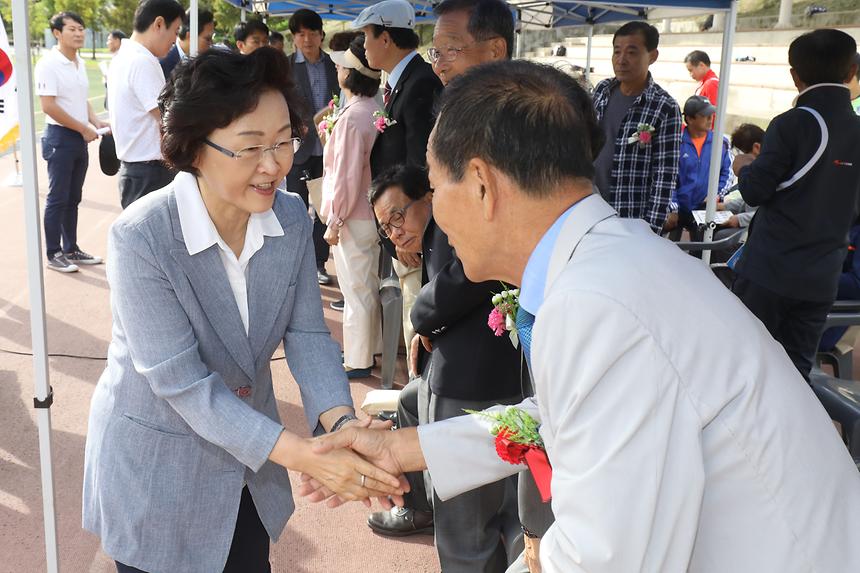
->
<box><xmin>345</xmin><ymin>366</ymin><xmax>373</xmax><ymax>379</ymax></box>
<box><xmin>367</xmin><ymin>507</ymin><xmax>434</xmax><ymax>537</ymax></box>
<box><xmin>330</xmin><ymin>299</ymin><xmax>344</xmax><ymax>311</ymax></box>
<box><xmin>317</xmin><ymin>267</ymin><xmax>332</xmax><ymax>285</ymax></box>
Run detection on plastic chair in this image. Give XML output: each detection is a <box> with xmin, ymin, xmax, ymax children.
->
<box><xmin>817</xmin><ymin>301</ymin><xmax>860</xmax><ymax>379</ymax></box>
<box><xmin>809</xmin><ymin>368</ymin><xmax>860</xmax><ymax>470</ymax></box>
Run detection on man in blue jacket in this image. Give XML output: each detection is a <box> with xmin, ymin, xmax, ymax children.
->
<box><xmin>667</xmin><ymin>95</ymin><xmax>731</xmax><ymax>235</ymax></box>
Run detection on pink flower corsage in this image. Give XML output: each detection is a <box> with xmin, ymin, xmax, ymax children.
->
<box><xmin>373</xmin><ymin>110</ymin><xmax>397</xmax><ymax>133</ymax></box>
<box><xmin>627</xmin><ymin>123</ymin><xmax>656</xmax><ymax>147</ymax></box>
<box><xmin>488</xmin><ymin>286</ymin><xmax>520</xmax><ymax>348</ymax></box>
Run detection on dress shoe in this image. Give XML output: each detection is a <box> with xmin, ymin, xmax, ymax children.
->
<box><xmin>317</xmin><ymin>267</ymin><xmax>332</xmax><ymax>285</ymax></box>
<box><xmin>345</xmin><ymin>366</ymin><xmax>372</xmax><ymax>379</ymax></box>
<box><xmin>330</xmin><ymin>299</ymin><xmax>344</xmax><ymax>311</ymax></box>
<box><xmin>367</xmin><ymin>507</ymin><xmax>434</xmax><ymax>537</ymax></box>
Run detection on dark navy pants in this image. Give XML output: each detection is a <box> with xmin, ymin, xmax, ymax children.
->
<box><xmin>41</xmin><ymin>124</ymin><xmax>88</xmax><ymax>258</ymax></box>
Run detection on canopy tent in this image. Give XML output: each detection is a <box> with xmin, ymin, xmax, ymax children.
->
<box><xmin>13</xmin><ymin>0</ymin><xmax>738</xmax><ymax>570</ymax></box>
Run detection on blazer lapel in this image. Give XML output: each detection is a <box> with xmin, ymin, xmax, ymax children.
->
<box><xmin>386</xmin><ymin>54</ymin><xmax>421</xmax><ymax>112</ymax></box>
<box><xmin>544</xmin><ymin>193</ymin><xmax>618</xmax><ymax>299</ymax></box>
<box><xmin>167</xmin><ymin>195</ymin><xmax>257</xmax><ymax>382</ymax></box>
<box><xmin>246</xmin><ymin>204</ymin><xmax>301</xmax><ymax>366</ymax></box>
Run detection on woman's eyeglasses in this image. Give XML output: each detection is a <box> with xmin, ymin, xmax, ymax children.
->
<box><xmin>204</xmin><ymin>137</ymin><xmax>302</xmax><ymax>166</ymax></box>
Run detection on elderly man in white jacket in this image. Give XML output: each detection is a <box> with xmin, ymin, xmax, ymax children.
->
<box><xmin>306</xmin><ymin>60</ymin><xmax>860</xmax><ymax>572</ymax></box>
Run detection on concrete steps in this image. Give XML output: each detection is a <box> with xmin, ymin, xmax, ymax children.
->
<box><xmin>525</xmin><ymin>26</ymin><xmax>860</xmax><ymax>124</ymax></box>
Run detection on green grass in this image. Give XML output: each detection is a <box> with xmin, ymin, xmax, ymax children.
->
<box><xmin>31</xmin><ymin>58</ymin><xmax>106</xmax><ymax>134</ymax></box>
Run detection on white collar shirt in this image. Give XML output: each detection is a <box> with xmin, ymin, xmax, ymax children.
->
<box><xmin>108</xmin><ymin>38</ymin><xmax>165</xmax><ymax>162</ymax></box>
<box><xmin>175</xmin><ymin>39</ymin><xmax>187</xmax><ymax>60</ymax></box>
<box><xmin>386</xmin><ymin>50</ymin><xmax>418</xmax><ymax>92</ymax></box>
<box><xmin>34</xmin><ymin>47</ymin><xmax>90</xmax><ymax>127</ymax></box>
<box><xmin>173</xmin><ymin>171</ymin><xmax>285</xmax><ymax>335</ymax></box>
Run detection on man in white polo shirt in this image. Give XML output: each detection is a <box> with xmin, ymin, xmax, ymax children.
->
<box><xmin>108</xmin><ymin>0</ymin><xmax>184</xmax><ymax>208</ymax></box>
<box><xmin>35</xmin><ymin>11</ymin><xmax>109</xmax><ymax>273</ymax></box>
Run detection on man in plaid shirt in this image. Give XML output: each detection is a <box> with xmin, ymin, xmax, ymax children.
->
<box><xmin>593</xmin><ymin>21</ymin><xmax>682</xmax><ymax>232</ymax></box>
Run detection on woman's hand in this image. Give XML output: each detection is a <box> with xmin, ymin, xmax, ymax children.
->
<box><xmin>324</xmin><ymin>225</ymin><xmax>340</xmax><ymax>246</ymax></box>
<box><xmin>268</xmin><ymin>431</ymin><xmax>403</xmax><ymax>503</ymax></box>
<box><xmin>395</xmin><ymin>246</ymin><xmax>422</xmax><ymax>269</ymax></box>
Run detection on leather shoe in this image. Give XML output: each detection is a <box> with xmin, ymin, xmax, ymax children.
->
<box><xmin>345</xmin><ymin>366</ymin><xmax>372</xmax><ymax>379</ymax></box>
<box><xmin>317</xmin><ymin>267</ymin><xmax>332</xmax><ymax>285</ymax></box>
<box><xmin>367</xmin><ymin>507</ymin><xmax>433</xmax><ymax>537</ymax></box>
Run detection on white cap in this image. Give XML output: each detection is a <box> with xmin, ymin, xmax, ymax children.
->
<box><xmin>330</xmin><ymin>49</ymin><xmax>382</xmax><ymax>79</ymax></box>
<box><xmin>351</xmin><ymin>0</ymin><xmax>415</xmax><ymax>30</ymax></box>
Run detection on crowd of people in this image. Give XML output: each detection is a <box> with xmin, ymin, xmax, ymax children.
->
<box><xmin>30</xmin><ymin>0</ymin><xmax>860</xmax><ymax>571</ymax></box>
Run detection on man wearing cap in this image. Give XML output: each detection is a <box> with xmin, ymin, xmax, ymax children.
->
<box><xmin>352</xmin><ymin>0</ymin><xmax>444</xmax><ymax>381</ymax></box>
<box><xmin>665</xmin><ymin>95</ymin><xmax>731</xmax><ymax>237</ymax></box>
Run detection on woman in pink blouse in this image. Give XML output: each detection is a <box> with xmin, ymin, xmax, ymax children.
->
<box><xmin>321</xmin><ymin>35</ymin><xmax>383</xmax><ymax>379</ymax></box>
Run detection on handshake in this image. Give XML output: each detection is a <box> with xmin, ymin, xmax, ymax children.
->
<box><xmin>280</xmin><ymin>419</ymin><xmax>427</xmax><ymax>510</ymax></box>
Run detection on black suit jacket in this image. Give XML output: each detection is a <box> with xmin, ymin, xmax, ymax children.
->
<box><xmin>288</xmin><ymin>51</ymin><xmax>339</xmax><ymax>165</ymax></box>
<box><xmin>410</xmin><ymin>219</ymin><xmax>525</xmax><ymax>401</ymax></box>
<box><xmin>370</xmin><ymin>54</ymin><xmax>443</xmax><ymax>177</ymax></box>
<box><xmin>737</xmin><ymin>86</ymin><xmax>860</xmax><ymax>302</ymax></box>
<box><xmin>159</xmin><ymin>44</ymin><xmax>181</xmax><ymax>80</ymax></box>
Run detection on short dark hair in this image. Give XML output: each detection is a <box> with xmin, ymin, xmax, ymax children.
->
<box><xmin>684</xmin><ymin>50</ymin><xmax>710</xmax><ymax>67</ymax></box>
<box><xmin>369</xmin><ymin>164</ymin><xmax>432</xmax><ymax>205</ymax></box>
<box><xmin>159</xmin><ymin>47</ymin><xmax>305</xmax><ymax>175</ymax></box>
<box><xmin>433</xmin><ymin>0</ymin><xmax>515</xmax><ymax>59</ymax></box>
<box><xmin>613</xmin><ymin>21</ymin><xmax>659</xmax><ymax>52</ymax></box>
<box><xmin>234</xmin><ymin>19</ymin><xmax>270</xmax><ymax>43</ymax></box>
<box><xmin>789</xmin><ymin>28</ymin><xmax>857</xmax><ymax>86</ymax></box>
<box><xmin>109</xmin><ymin>29</ymin><xmax>127</xmax><ymax>40</ymax></box>
<box><xmin>431</xmin><ymin>60</ymin><xmax>604</xmax><ymax>197</ymax></box>
<box><xmin>343</xmin><ymin>34</ymin><xmax>381</xmax><ymax>98</ymax></box>
<box><xmin>269</xmin><ymin>31</ymin><xmax>284</xmax><ymax>44</ymax></box>
<box><xmin>369</xmin><ymin>25</ymin><xmax>420</xmax><ymax>50</ymax></box>
<box><xmin>329</xmin><ymin>31</ymin><xmax>360</xmax><ymax>52</ymax></box>
<box><xmin>50</xmin><ymin>11</ymin><xmax>84</xmax><ymax>32</ymax></box>
<box><xmin>289</xmin><ymin>9</ymin><xmax>324</xmax><ymax>34</ymax></box>
<box><xmin>178</xmin><ymin>9</ymin><xmax>215</xmax><ymax>41</ymax></box>
<box><xmin>133</xmin><ymin>0</ymin><xmax>185</xmax><ymax>34</ymax></box>
<box><xmin>731</xmin><ymin>123</ymin><xmax>765</xmax><ymax>154</ymax></box>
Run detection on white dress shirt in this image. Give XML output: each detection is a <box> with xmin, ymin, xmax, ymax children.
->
<box><xmin>34</xmin><ymin>47</ymin><xmax>89</xmax><ymax>127</ymax></box>
<box><xmin>173</xmin><ymin>172</ymin><xmax>284</xmax><ymax>334</ymax></box>
<box><xmin>108</xmin><ymin>39</ymin><xmax>165</xmax><ymax>162</ymax></box>
<box><xmin>419</xmin><ymin>194</ymin><xmax>860</xmax><ymax>572</ymax></box>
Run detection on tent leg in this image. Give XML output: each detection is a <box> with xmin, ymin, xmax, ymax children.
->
<box><xmin>585</xmin><ymin>24</ymin><xmax>594</xmax><ymax>85</ymax></box>
<box><xmin>10</xmin><ymin>0</ymin><xmax>60</xmax><ymax>571</ymax></box>
<box><xmin>515</xmin><ymin>9</ymin><xmax>523</xmax><ymax>59</ymax></box>
<box><xmin>190</xmin><ymin>0</ymin><xmax>199</xmax><ymax>56</ymax></box>
<box><xmin>701</xmin><ymin>0</ymin><xmax>738</xmax><ymax>266</ymax></box>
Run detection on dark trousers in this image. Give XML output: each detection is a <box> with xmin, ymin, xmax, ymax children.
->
<box><xmin>286</xmin><ymin>156</ymin><xmax>329</xmax><ymax>268</ymax></box>
<box><xmin>733</xmin><ymin>276</ymin><xmax>832</xmax><ymax>381</ymax></box>
<box><xmin>115</xmin><ymin>486</ymin><xmax>270</xmax><ymax>573</ymax></box>
<box><xmin>119</xmin><ymin>161</ymin><xmax>176</xmax><ymax>209</ymax></box>
<box><xmin>42</xmin><ymin>124</ymin><xmax>88</xmax><ymax>257</ymax></box>
<box><xmin>397</xmin><ymin>375</ymin><xmax>433</xmax><ymax>513</ymax></box>
<box><xmin>429</xmin><ymin>392</ymin><xmax>522</xmax><ymax>573</ymax></box>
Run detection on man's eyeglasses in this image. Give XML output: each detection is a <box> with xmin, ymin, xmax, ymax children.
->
<box><xmin>204</xmin><ymin>138</ymin><xmax>301</xmax><ymax>166</ymax></box>
<box><xmin>378</xmin><ymin>200</ymin><xmax>417</xmax><ymax>239</ymax></box>
<box><xmin>426</xmin><ymin>37</ymin><xmax>501</xmax><ymax>64</ymax></box>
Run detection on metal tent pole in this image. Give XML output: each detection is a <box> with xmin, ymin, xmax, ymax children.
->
<box><xmin>585</xmin><ymin>23</ymin><xmax>594</xmax><ymax>84</ymax></box>
<box><xmin>10</xmin><ymin>0</ymin><xmax>60</xmax><ymax>570</ymax></box>
<box><xmin>190</xmin><ymin>0</ymin><xmax>199</xmax><ymax>56</ymax></box>
<box><xmin>701</xmin><ymin>0</ymin><xmax>738</xmax><ymax>265</ymax></box>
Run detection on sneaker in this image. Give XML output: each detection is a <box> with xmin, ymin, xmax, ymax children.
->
<box><xmin>330</xmin><ymin>299</ymin><xmax>344</xmax><ymax>311</ymax></box>
<box><xmin>46</xmin><ymin>252</ymin><xmax>79</xmax><ymax>273</ymax></box>
<box><xmin>64</xmin><ymin>249</ymin><xmax>103</xmax><ymax>265</ymax></box>
<box><xmin>317</xmin><ymin>267</ymin><xmax>332</xmax><ymax>285</ymax></box>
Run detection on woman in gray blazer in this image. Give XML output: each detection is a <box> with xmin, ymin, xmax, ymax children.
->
<box><xmin>82</xmin><ymin>48</ymin><xmax>402</xmax><ymax>573</ymax></box>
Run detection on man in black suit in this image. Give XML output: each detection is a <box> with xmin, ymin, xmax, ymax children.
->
<box><xmin>370</xmin><ymin>165</ymin><xmax>524</xmax><ymax>572</ymax></box>
<box><xmin>352</xmin><ymin>0</ymin><xmax>444</xmax><ymax>366</ymax></box>
<box><xmin>159</xmin><ymin>8</ymin><xmax>214</xmax><ymax>79</ymax></box>
<box><xmin>286</xmin><ymin>9</ymin><xmax>339</xmax><ymax>285</ymax></box>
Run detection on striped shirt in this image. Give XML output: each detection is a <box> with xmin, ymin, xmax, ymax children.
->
<box><xmin>593</xmin><ymin>74</ymin><xmax>682</xmax><ymax>232</ymax></box>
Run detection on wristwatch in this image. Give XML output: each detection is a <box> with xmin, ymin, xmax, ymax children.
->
<box><xmin>329</xmin><ymin>413</ymin><xmax>358</xmax><ymax>433</ymax></box>
<box><xmin>521</xmin><ymin>524</ymin><xmax>541</xmax><ymax>539</ymax></box>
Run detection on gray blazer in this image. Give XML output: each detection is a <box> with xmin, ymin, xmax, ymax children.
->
<box><xmin>82</xmin><ymin>183</ymin><xmax>353</xmax><ymax>573</ymax></box>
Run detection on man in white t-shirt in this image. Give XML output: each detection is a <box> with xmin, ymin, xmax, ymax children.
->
<box><xmin>35</xmin><ymin>11</ymin><xmax>109</xmax><ymax>273</ymax></box>
<box><xmin>108</xmin><ymin>0</ymin><xmax>184</xmax><ymax>208</ymax></box>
